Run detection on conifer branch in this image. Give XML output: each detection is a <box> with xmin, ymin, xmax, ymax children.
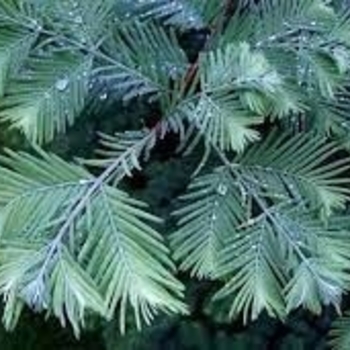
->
<box><xmin>2</xmin><ymin>0</ymin><xmax>350</xmax><ymax>344</ymax></box>
<box><xmin>38</xmin><ymin>122</ymin><xmax>163</xmax><ymax>270</ymax></box>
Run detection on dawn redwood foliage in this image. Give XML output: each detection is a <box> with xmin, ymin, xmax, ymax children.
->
<box><xmin>2</xmin><ymin>0</ymin><xmax>350</xmax><ymax>348</ymax></box>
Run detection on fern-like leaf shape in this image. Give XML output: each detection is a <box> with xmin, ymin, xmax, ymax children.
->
<box><xmin>200</xmin><ymin>42</ymin><xmax>298</xmax><ymax>118</ymax></box>
<box><xmin>0</xmin><ymin>149</ymin><xmax>186</xmax><ymax>334</ymax></box>
<box><xmin>171</xmin><ymin>169</ymin><xmax>245</xmax><ymax>278</ymax></box>
<box><xmin>0</xmin><ymin>53</ymin><xmax>92</xmax><ymax>143</ymax></box>
<box><xmin>214</xmin><ymin>205</ymin><xmax>350</xmax><ymax>323</ymax></box>
<box><xmin>235</xmin><ymin>132</ymin><xmax>350</xmax><ymax>216</ymax></box>
<box><xmin>214</xmin><ymin>214</ymin><xmax>286</xmax><ymax>322</ymax></box>
<box><xmin>0</xmin><ymin>26</ymin><xmax>36</xmax><ymax>96</ymax></box>
<box><xmin>96</xmin><ymin>21</ymin><xmax>188</xmax><ymax>101</ymax></box>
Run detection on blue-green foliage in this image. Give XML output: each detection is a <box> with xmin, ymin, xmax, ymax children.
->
<box><xmin>1</xmin><ymin>0</ymin><xmax>350</xmax><ymax>349</ymax></box>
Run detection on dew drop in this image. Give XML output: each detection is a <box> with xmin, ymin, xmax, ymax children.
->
<box><xmin>30</xmin><ymin>19</ymin><xmax>40</xmax><ymax>30</ymax></box>
<box><xmin>100</xmin><ymin>92</ymin><xmax>108</xmax><ymax>100</ymax></box>
<box><xmin>55</xmin><ymin>78</ymin><xmax>69</xmax><ymax>91</ymax></box>
<box><xmin>188</xmin><ymin>16</ymin><xmax>195</xmax><ymax>23</ymax></box>
<box><xmin>247</xmin><ymin>219</ymin><xmax>254</xmax><ymax>226</ymax></box>
<box><xmin>74</xmin><ymin>15</ymin><xmax>83</xmax><ymax>24</ymax></box>
<box><xmin>217</xmin><ymin>184</ymin><xmax>228</xmax><ymax>196</ymax></box>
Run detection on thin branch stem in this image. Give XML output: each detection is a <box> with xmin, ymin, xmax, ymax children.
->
<box><xmin>37</xmin><ymin>123</ymin><xmax>161</xmax><ymax>278</ymax></box>
<box><xmin>213</xmin><ymin>145</ymin><xmax>319</xmax><ymax>279</ymax></box>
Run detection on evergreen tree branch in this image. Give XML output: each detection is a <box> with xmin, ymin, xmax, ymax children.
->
<box><xmin>0</xmin><ymin>120</ymin><xmax>186</xmax><ymax>333</ymax></box>
<box><xmin>213</xmin><ymin>144</ymin><xmax>349</xmax><ymax>317</ymax></box>
<box><xmin>40</xmin><ymin>122</ymin><xmax>163</xmax><ymax>266</ymax></box>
